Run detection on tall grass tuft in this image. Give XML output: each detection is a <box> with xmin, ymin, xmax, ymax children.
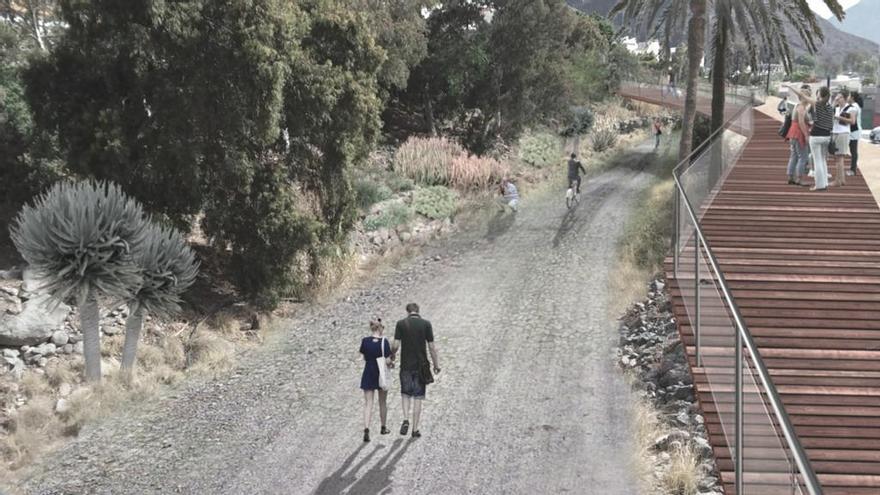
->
<box><xmin>394</xmin><ymin>137</ymin><xmax>509</xmax><ymax>190</ymax></box>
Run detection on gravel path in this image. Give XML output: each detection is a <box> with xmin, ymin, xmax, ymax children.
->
<box><xmin>18</xmin><ymin>149</ymin><xmax>656</xmax><ymax>495</ymax></box>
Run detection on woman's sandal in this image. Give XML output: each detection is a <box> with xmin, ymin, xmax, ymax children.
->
<box><xmin>381</xmin><ymin>426</ymin><xmax>391</xmax><ymax>435</ymax></box>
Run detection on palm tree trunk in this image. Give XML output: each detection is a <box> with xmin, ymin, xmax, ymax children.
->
<box><xmin>121</xmin><ymin>307</ymin><xmax>143</xmax><ymax>372</ymax></box>
<box><xmin>679</xmin><ymin>0</ymin><xmax>708</xmax><ymax>162</ymax></box>
<box><xmin>81</xmin><ymin>296</ymin><xmax>102</xmax><ymax>382</ymax></box>
<box><xmin>709</xmin><ymin>11</ymin><xmax>729</xmax><ymax>189</ymax></box>
<box><xmin>710</xmin><ymin>13</ymin><xmax>729</xmax><ymax>134</ymax></box>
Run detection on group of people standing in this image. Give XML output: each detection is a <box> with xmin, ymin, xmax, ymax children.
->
<box><xmin>783</xmin><ymin>84</ymin><xmax>863</xmax><ymax>191</ymax></box>
<box><xmin>358</xmin><ymin>303</ymin><xmax>441</xmax><ymax>443</ymax></box>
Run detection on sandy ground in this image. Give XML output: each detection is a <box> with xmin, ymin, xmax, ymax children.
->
<box><xmin>15</xmin><ymin>145</ymin><xmax>666</xmax><ymax>495</ymax></box>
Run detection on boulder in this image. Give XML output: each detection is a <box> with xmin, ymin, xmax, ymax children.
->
<box><xmin>1</xmin><ymin>292</ymin><xmax>22</xmax><ymax>316</ymax></box>
<box><xmin>0</xmin><ymin>294</ymin><xmax>71</xmax><ymax>346</ymax></box>
<box><xmin>51</xmin><ymin>331</ymin><xmax>70</xmax><ymax>347</ymax></box>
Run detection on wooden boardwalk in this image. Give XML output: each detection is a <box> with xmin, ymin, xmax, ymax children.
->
<box><xmin>622</xmin><ymin>86</ymin><xmax>880</xmax><ymax>494</ymax></box>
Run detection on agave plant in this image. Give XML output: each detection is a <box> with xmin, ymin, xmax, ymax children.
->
<box><xmin>122</xmin><ymin>223</ymin><xmax>198</xmax><ymax>373</ymax></box>
<box><xmin>10</xmin><ymin>181</ymin><xmax>149</xmax><ymax>381</ymax></box>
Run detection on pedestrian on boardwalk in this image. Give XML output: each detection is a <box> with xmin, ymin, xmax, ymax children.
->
<box><xmin>653</xmin><ymin>118</ymin><xmax>663</xmax><ymax>150</ymax></box>
<box><xmin>392</xmin><ymin>303</ymin><xmax>440</xmax><ymax>439</ymax></box>
<box><xmin>785</xmin><ymin>85</ymin><xmax>812</xmax><ymax>186</ymax></box>
<box><xmin>788</xmin><ymin>85</ymin><xmax>833</xmax><ymax>191</ymax></box>
<box><xmin>359</xmin><ymin>318</ymin><xmax>393</xmax><ymax>442</ymax></box>
<box><xmin>831</xmin><ymin>91</ymin><xmax>855</xmax><ymax>187</ymax></box>
<box><xmin>847</xmin><ymin>91</ymin><xmax>863</xmax><ymax>176</ymax></box>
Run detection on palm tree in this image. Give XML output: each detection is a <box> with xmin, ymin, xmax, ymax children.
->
<box><xmin>611</xmin><ymin>0</ymin><xmax>708</xmax><ymax>162</ymax></box>
<box><xmin>122</xmin><ymin>224</ymin><xmax>198</xmax><ymax>375</ymax></box>
<box><xmin>707</xmin><ymin>0</ymin><xmax>845</xmax><ymax>134</ymax></box>
<box><xmin>11</xmin><ymin>181</ymin><xmax>148</xmax><ymax>381</ymax></box>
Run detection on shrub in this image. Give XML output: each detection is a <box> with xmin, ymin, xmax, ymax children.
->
<box><xmin>518</xmin><ymin>131</ymin><xmax>560</xmax><ymax>168</ymax></box>
<box><xmin>363</xmin><ymin>203</ymin><xmax>413</xmax><ymax>231</ymax></box>
<box><xmin>590</xmin><ymin>128</ymin><xmax>618</xmax><ymax>152</ymax></box>
<box><xmin>394</xmin><ymin>137</ymin><xmax>462</xmax><ymax>186</ymax></box>
<box><xmin>449</xmin><ymin>155</ymin><xmax>509</xmax><ymax>191</ymax></box>
<box><xmin>354</xmin><ymin>178</ymin><xmax>393</xmax><ymax>210</ymax></box>
<box><xmin>560</xmin><ymin>107</ymin><xmax>595</xmax><ymax>138</ymax></box>
<box><xmin>385</xmin><ymin>174</ymin><xmax>415</xmax><ymax>193</ymax></box>
<box><xmin>414</xmin><ymin>186</ymin><xmax>458</xmax><ymax>220</ymax></box>
<box><xmin>11</xmin><ymin>180</ymin><xmax>150</xmax><ymax>382</ymax></box>
<box><xmin>393</xmin><ymin>136</ymin><xmax>507</xmax><ymax>190</ymax></box>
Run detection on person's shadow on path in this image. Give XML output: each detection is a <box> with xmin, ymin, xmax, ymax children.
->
<box><xmin>313</xmin><ymin>439</ymin><xmax>412</xmax><ymax>495</ymax></box>
<box><xmin>552</xmin><ymin>205</ymin><xmax>578</xmax><ymax>248</ymax></box>
<box><xmin>486</xmin><ymin>209</ymin><xmax>516</xmax><ymax>242</ymax></box>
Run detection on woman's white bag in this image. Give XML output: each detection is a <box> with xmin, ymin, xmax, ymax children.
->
<box><xmin>377</xmin><ymin>337</ymin><xmax>391</xmax><ymax>391</ymax></box>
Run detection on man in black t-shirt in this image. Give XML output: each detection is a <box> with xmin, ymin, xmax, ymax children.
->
<box><xmin>392</xmin><ymin>302</ymin><xmax>441</xmax><ymax>439</ymax></box>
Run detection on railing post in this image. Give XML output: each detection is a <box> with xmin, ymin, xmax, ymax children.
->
<box><xmin>673</xmin><ymin>189</ymin><xmax>680</xmax><ymax>275</ymax></box>
<box><xmin>735</xmin><ymin>327</ymin><xmax>744</xmax><ymax>493</ymax></box>
<box><xmin>694</xmin><ymin>234</ymin><xmax>701</xmax><ymax>366</ymax></box>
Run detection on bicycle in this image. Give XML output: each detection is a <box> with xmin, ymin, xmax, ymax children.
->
<box><xmin>565</xmin><ymin>179</ymin><xmax>580</xmax><ymax>209</ymax></box>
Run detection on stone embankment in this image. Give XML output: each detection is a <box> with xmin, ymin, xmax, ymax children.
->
<box><xmin>618</xmin><ymin>278</ymin><xmax>723</xmax><ymax>495</ymax></box>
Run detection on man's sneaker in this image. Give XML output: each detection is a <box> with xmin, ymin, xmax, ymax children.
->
<box><xmin>808</xmin><ymin>170</ymin><xmax>815</xmax><ymax>177</ymax></box>
<box><xmin>400</xmin><ymin>420</ymin><xmax>409</xmax><ymax>436</ymax></box>
<box><xmin>411</xmin><ymin>430</ymin><xmax>422</xmax><ymax>439</ymax></box>
<box><xmin>846</xmin><ymin>170</ymin><xmax>855</xmax><ymax>176</ymax></box>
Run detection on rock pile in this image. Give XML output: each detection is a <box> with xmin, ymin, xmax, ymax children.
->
<box><xmin>618</xmin><ymin>278</ymin><xmax>722</xmax><ymax>495</ymax></box>
<box><xmin>1</xmin><ymin>269</ymin><xmax>125</xmax><ymax>379</ymax></box>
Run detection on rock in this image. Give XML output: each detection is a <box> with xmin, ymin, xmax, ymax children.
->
<box><xmin>58</xmin><ymin>382</ymin><xmax>72</xmax><ymax>397</ymax></box>
<box><xmin>694</xmin><ymin>436</ymin><xmax>713</xmax><ymax>458</ymax></box>
<box><xmin>62</xmin><ymin>344</ymin><xmax>74</xmax><ymax>354</ymax></box>
<box><xmin>55</xmin><ymin>398</ymin><xmax>70</xmax><ymax>414</ymax></box>
<box><xmin>2</xmin><ymin>348</ymin><xmax>19</xmax><ymax>359</ymax></box>
<box><xmin>0</xmin><ymin>286</ymin><xmax>20</xmax><ymax>298</ymax></box>
<box><xmin>0</xmin><ymin>293</ymin><xmax>71</xmax><ymax>346</ymax></box>
<box><xmin>0</xmin><ymin>292</ymin><xmax>22</xmax><ymax>316</ymax></box>
<box><xmin>30</xmin><ymin>342</ymin><xmax>57</xmax><ymax>356</ymax></box>
<box><xmin>68</xmin><ymin>333</ymin><xmax>81</xmax><ymax>344</ymax></box>
<box><xmin>654</xmin><ymin>430</ymin><xmax>692</xmax><ymax>451</ymax></box>
<box><xmin>51</xmin><ymin>331</ymin><xmax>70</xmax><ymax>347</ymax></box>
<box><xmin>0</xmin><ymin>269</ymin><xmax>24</xmax><ymax>280</ymax></box>
<box><xmin>400</xmin><ymin>232</ymin><xmax>412</xmax><ymax>242</ymax></box>
<box><xmin>102</xmin><ymin>325</ymin><xmax>121</xmax><ymax>336</ymax></box>
<box><xmin>74</xmin><ymin>342</ymin><xmax>84</xmax><ymax>354</ymax></box>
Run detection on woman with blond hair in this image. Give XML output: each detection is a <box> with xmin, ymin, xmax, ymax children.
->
<box><xmin>359</xmin><ymin>318</ymin><xmax>393</xmax><ymax>442</ymax></box>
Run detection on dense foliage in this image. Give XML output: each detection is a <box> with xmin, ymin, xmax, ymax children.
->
<box><xmin>389</xmin><ymin>1</ymin><xmax>622</xmax><ymax>153</ymax></box>
<box><xmin>3</xmin><ymin>0</ymin><xmax>624</xmax><ymax>308</ymax></box>
<box><xmin>413</xmin><ymin>186</ymin><xmax>458</xmax><ymax>220</ymax></box>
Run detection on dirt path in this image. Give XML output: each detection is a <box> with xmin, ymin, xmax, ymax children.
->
<box><xmin>18</xmin><ymin>147</ymin><xmax>659</xmax><ymax>495</ymax></box>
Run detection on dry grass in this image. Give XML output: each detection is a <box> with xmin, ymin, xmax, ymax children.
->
<box><xmin>19</xmin><ymin>373</ymin><xmax>50</xmax><ymax>399</ymax></box>
<box><xmin>663</xmin><ymin>444</ymin><xmax>701</xmax><ymax>495</ymax></box>
<box><xmin>3</xmin><ymin>396</ymin><xmax>62</xmax><ymax>472</ymax></box>
<box><xmin>631</xmin><ymin>398</ymin><xmax>663</xmax><ymax>491</ymax></box>
<box><xmin>101</xmin><ymin>334</ymin><xmax>124</xmax><ymax>358</ymax></box>
<box><xmin>394</xmin><ymin>136</ymin><xmax>510</xmax><ymax>191</ymax></box>
<box><xmin>44</xmin><ymin>363</ymin><xmax>75</xmax><ymax>389</ymax></box>
<box><xmin>186</xmin><ymin>331</ymin><xmax>235</xmax><ymax>374</ymax></box>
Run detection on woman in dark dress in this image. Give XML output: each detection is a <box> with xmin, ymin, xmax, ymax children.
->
<box><xmin>360</xmin><ymin>319</ymin><xmax>393</xmax><ymax>442</ymax></box>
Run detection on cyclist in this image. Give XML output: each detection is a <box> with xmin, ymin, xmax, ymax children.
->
<box><xmin>567</xmin><ymin>153</ymin><xmax>587</xmax><ymax>194</ymax></box>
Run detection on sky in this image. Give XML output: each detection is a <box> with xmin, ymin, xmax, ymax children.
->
<box><xmin>807</xmin><ymin>0</ymin><xmax>861</xmax><ymax>18</ymax></box>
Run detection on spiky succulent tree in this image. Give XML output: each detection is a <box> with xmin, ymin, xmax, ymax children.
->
<box><xmin>10</xmin><ymin>180</ymin><xmax>148</xmax><ymax>381</ymax></box>
<box><xmin>122</xmin><ymin>224</ymin><xmax>198</xmax><ymax>374</ymax></box>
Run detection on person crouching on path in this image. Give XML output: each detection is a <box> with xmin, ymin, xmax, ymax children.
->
<box><xmin>392</xmin><ymin>303</ymin><xmax>440</xmax><ymax>439</ymax></box>
<box><xmin>360</xmin><ymin>318</ymin><xmax>393</xmax><ymax>442</ymax></box>
<box><xmin>499</xmin><ymin>178</ymin><xmax>519</xmax><ymax>212</ymax></box>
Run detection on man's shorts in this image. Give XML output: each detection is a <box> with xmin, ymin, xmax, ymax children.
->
<box><xmin>400</xmin><ymin>370</ymin><xmax>426</xmax><ymax>399</ymax></box>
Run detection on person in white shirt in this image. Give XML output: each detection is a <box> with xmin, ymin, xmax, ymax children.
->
<box><xmin>846</xmin><ymin>91</ymin><xmax>863</xmax><ymax>176</ymax></box>
<box><xmin>831</xmin><ymin>91</ymin><xmax>855</xmax><ymax>187</ymax></box>
<box><xmin>498</xmin><ymin>178</ymin><xmax>519</xmax><ymax>212</ymax></box>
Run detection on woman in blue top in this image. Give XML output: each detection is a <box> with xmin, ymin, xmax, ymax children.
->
<box><xmin>360</xmin><ymin>318</ymin><xmax>393</xmax><ymax>442</ymax></box>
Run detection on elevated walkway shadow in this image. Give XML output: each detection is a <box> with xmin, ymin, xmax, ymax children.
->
<box><xmin>313</xmin><ymin>439</ymin><xmax>412</xmax><ymax>495</ymax></box>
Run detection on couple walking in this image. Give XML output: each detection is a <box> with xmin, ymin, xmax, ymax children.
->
<box><xmin>358</xmin><ymin>303</ymin><xmax>441</xmax><ymax>443</ymax></box>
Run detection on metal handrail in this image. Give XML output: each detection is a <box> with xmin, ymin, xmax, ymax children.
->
<box><xmin>661</xmin><ymin>84</ymin><xmax>824</xmax><ymax>494</ymax></box>
<box><xmin>674</xmin><ymin>170</ymin><xmax>824</xmax><ymax>495</ymax></box>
